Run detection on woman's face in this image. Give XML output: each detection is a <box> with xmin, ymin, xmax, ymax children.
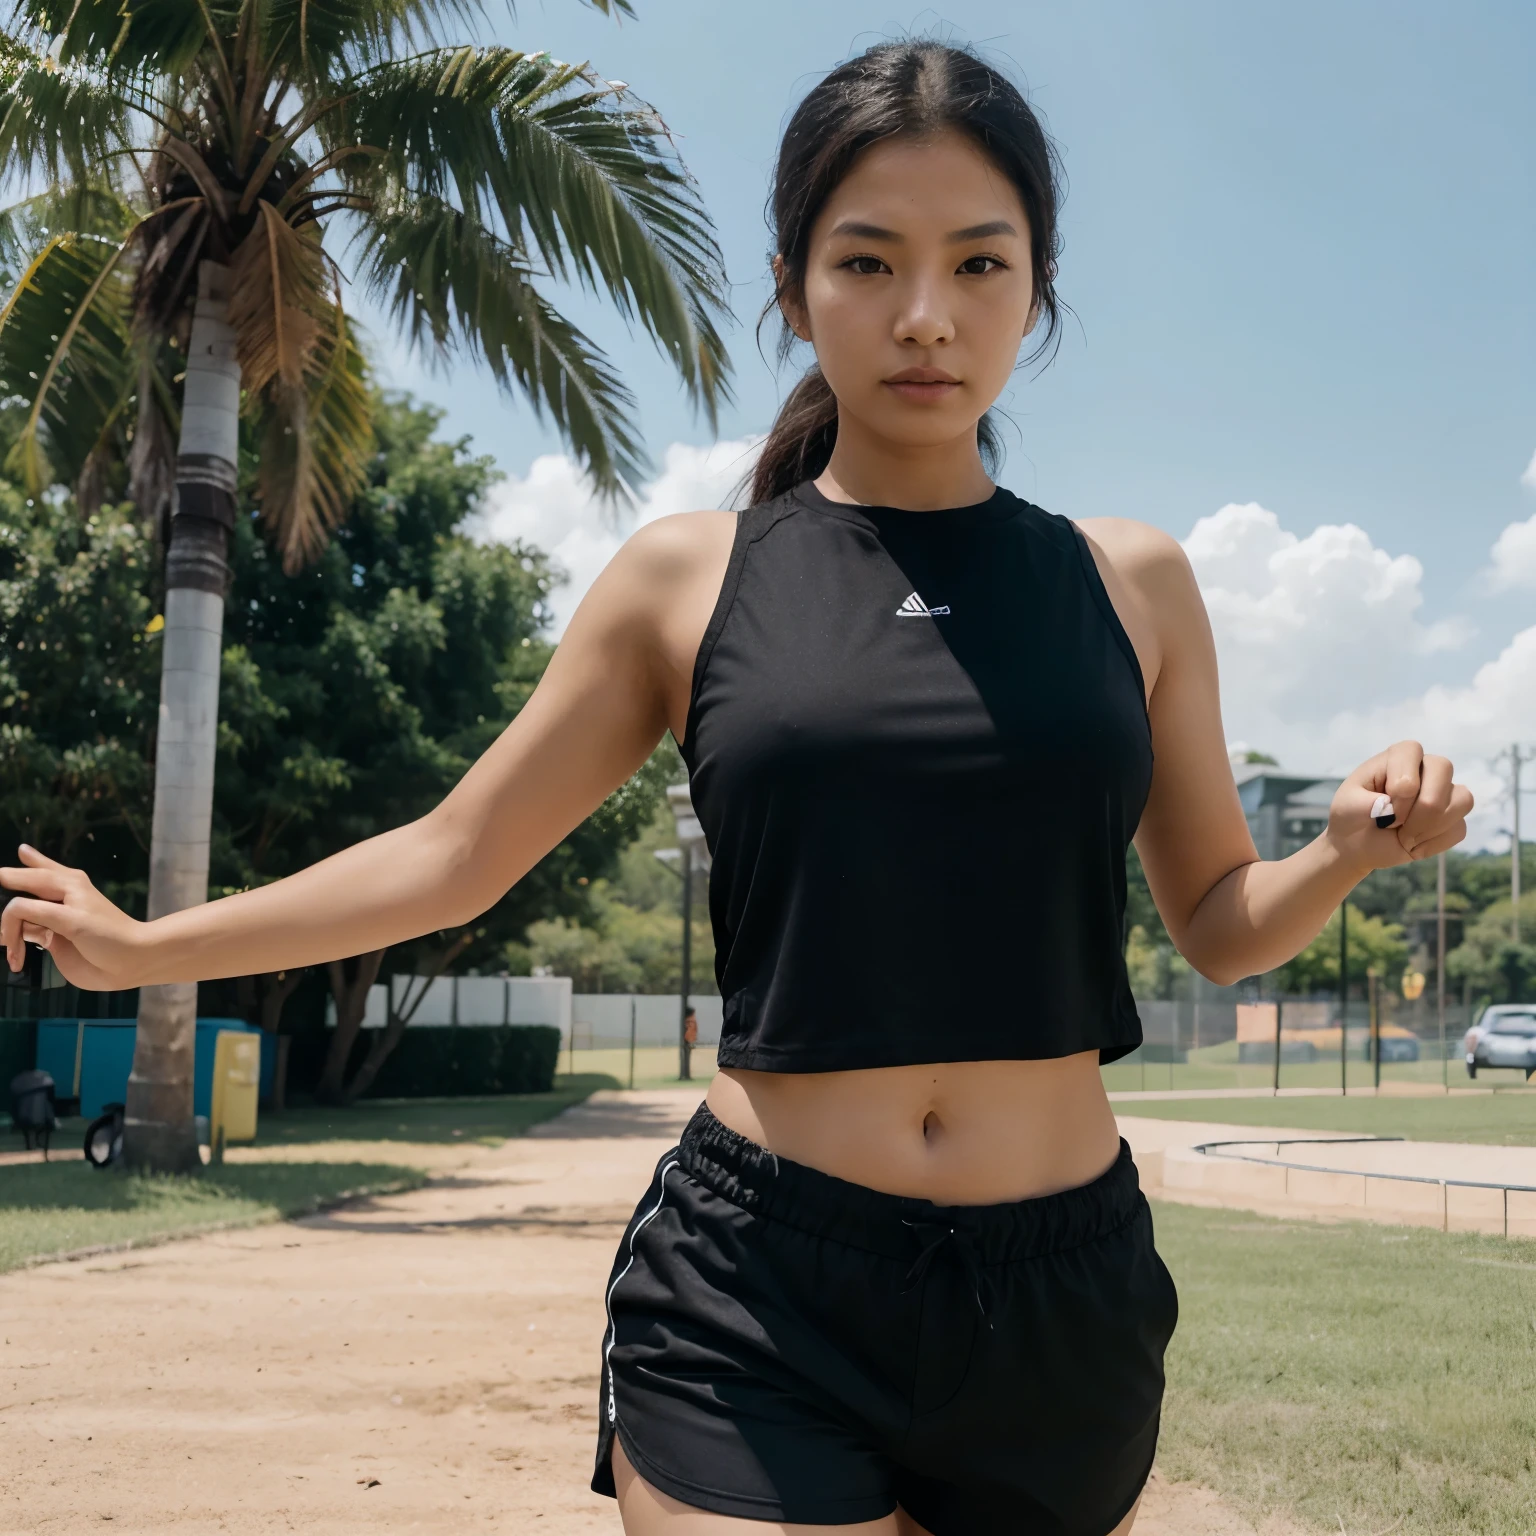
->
<box><xmin>782</xmin><ymin>130</ymin><xmax>1037</xmax><ymax>453</ymax></box>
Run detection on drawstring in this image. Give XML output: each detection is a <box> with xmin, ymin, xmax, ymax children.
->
<box><xmin>901</xmin><ymin>1220</ymin><xmax>995</xmax><ymax>1329</ymax></box>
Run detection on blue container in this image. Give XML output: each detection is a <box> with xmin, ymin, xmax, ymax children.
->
<box><xmin>35</xmin><ymin>1018</ymin><xmax>269</xmax><ymax>1119</ymax></box>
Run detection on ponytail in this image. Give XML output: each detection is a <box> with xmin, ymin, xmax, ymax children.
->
<box><xmin>747</xmin><ymin>368</ymin><xmax>838</xmax><ymax>505</ymax></box>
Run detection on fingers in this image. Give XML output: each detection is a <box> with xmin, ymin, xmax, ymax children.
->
<box><xmin>2</xmin><ymin>895</ymin><xmax>76</xmax><ymax>973</ymax></box>
<box><xmin>1402</xmin><ymin>755</ymin><xmax>1452</xmax><ymax>827</ymax></box>
<box><xmin>1403</xmin><ymin>822</ymin><xmax>1468</xmax><ymax>861</ymax></box>
<box><xmin>0</xmin><ymin>865</ymin><xmax>75</xmax><ymax>901</ymax></box>
<box><xmin>1382</xmin><ymin>740</ymin><xmax>1425</xmax><ymax>826</ymax></box>
<box><xmin>1398</xmin><ymin>774</ymin><xmax>1473</xmax><ymax>859</ymax></box>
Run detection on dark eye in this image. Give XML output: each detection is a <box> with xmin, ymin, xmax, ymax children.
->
<box><xmin>958</xmin><ymin>255</ymin><xmax>1005</xmax><ymax>276</ymax></box>
<box><xmin>843</xmin><ymin>255</ymin><xmax>889</xmax><ymax>276</ymax></box>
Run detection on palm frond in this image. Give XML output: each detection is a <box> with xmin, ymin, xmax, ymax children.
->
<box><xmin>0</xmin><ymin>181</ymin><xmax>135</xmax><ymax>279</ymax></box>
<box><xmin>13</xmin><ymin>0</ymin><xmax>214</xmax><ymax>76</ymax></box>
<box><xmin>338</xmin><ymin>46</ymin><xmax>732</xmax><ymax>426</ymax></box>
<box><xmin>258</xmin><ymin>0</ymin><xmax>485</xmax><ymax>79</ymax></box>
<box><xmin>253</xmin><ymin>301</ymin><xmax>372</xmax><ymax>573</ymax></box>
<box><xmin>0</xmin><ymin>32</ymin><xmax>136</xmax><ymax>182</ymax></box>
<box><xmin>357</xmin><ymin>196</ymin><xmax>643</xmax><ymax>494</ymax></box>
<box><xmin>227</xmin><ymin>202</ymin><xmax>327</xmax><ymax>392</ymax></box>
<box><xmin>0</xmin><ymin>232</ymin><xmax>139</xmax><ymax>491</ymax></box>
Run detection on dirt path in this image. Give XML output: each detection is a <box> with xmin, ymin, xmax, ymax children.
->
<box><xmin>0</xmin><ymin>1092</ymin><xmax>1298</xmax><ymax>1534</ymax></box>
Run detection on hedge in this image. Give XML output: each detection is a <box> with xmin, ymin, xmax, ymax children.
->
<box><xmin>359</xmin><ymin>1024</ymin><xmax>561</xmax><ymax>1099</ymax></box>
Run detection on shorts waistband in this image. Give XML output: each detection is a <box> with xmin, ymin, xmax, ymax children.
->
<box><xmin>676</xmin><ymin>1102</ymin><xmax>1144</xmax><ymax>1264</ymax></box>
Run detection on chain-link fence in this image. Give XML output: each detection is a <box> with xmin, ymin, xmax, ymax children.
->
<box><xmin>1101</xmin><ymin>994</ymin><xmax>1478</xmax><ymax>1093</ymax></box>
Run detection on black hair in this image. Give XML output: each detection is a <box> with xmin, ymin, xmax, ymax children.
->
<box><xmin>749</xmin><ymin>40</ymin><xmax>1064</xmax><ymax>507</ymax></box>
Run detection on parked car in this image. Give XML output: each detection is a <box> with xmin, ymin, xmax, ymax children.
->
<box><xmin>1465</xmin><ymin>1006</ymin><xmax>1536</xmax><ymax>1078</ymax></box>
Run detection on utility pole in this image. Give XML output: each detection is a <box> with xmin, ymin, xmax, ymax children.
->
<box><xmin>1339</xmin><ymin>902</ymin><xmax>1349</xmax><ymax>1096</ymax></box>
<box><xmin>1493</xmin><ymin>744</ymin><xmax>1528</xmax><ymax>944</ymax></box>
<box><xmin>1514</xmin><ymin>743</ymin><xmax>1523</xmax><ymax>943</ymax></box>
<box><xmin>1437</xmin><ymin>852</ymin><xmax>1447</xmax><ymax>1093</ymax></box>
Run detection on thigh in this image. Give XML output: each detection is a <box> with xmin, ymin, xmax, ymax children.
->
<box><xmin>618</xmin><ymin>1440</ymin><xmax>1141</xmax><ymax>1536</ymax></box>
<box><xmin>615</xmin><ymin>1439</ymin><xmax>906</xmax><ymax>1536</ymax></box>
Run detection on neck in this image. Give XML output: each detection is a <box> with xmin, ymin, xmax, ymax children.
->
<box><xmin>816</xmin><ymin>412</ymin><xmax>995</xmax><ymax>510</ymax></box>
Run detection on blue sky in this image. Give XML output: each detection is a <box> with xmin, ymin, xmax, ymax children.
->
<box><xmin>366</xmin><ymin>1</ymin><xmax>1535</xmax><ymax>835</ymax></box>
<box><xmin>370</xmin><ymin>1</ymin><xmax>1533</xmax><ymax>586</ymax></box>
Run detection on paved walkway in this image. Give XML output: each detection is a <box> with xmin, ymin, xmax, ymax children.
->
<box><xmin>0</xmin><ymin>1089</ymin><xmax>1297</xmax><ymax>1535</ymax></box>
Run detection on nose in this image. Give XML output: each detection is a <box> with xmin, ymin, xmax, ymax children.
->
<box><xmin>892</xmin><ymin>274</ymin><xmax>955</xmax><ymax>349</ymax></box>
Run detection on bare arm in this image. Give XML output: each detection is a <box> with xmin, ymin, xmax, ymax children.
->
<box><xmin>1080</xmin><ymin>518</ymin><xmax>1473</xmax><ymax>987</ymax></box>
<box><xmin>1</xmin><ymin>512</ymin><xmax>733</xmax><ymax>989</ymax></box>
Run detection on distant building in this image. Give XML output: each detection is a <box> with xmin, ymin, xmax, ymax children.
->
<box><xmin>1233</xmin><ymin>763</ymin><xmax>1342</xmax><ymax>861</ymax></box>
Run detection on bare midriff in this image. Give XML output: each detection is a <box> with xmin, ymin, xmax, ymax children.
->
<box><xmin>704</xmin><ymin>1052</ymin><xmax>1121</xmax><ymax>1206</ymax></box>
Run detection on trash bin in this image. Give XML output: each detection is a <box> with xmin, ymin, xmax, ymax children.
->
<box><xmin>209</xmin><ymin>1031</ymin><xmax>260</xmax><ymax>1151</ymax></box>
<box><xmin>9</xmin><ymin>1069</ymin><xmax>57</xmax><ymax>1153</ymax></box>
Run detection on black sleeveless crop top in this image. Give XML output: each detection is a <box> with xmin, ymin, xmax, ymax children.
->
<box><xmin>679</xmin><ymin>480</ymin><xmax>1154</xmax><ymax>1071</ymax></box>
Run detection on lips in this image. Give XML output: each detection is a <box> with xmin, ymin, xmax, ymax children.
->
<box><xmin>883</xmin><ymin>368</ymin><xmax>960</xmax><ymax>402</ymax></box>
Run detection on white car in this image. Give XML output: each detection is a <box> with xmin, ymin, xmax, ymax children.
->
<box><xmin>1465</xmin><ymin>1006</ymin><xmax>1536</xmax><ymax>1079</ymax></box>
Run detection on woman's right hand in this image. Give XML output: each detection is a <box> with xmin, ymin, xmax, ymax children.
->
<box><xmin>1</xmin><ymin>845</ymin><xmax>149</xmax><ymax>991</ymax></box>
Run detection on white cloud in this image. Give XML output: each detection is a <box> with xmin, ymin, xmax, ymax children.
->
<box><xmin>1306</xmin><ymin>626</ymin><xmax>1536</xmax><ymax>849</ymax></box>
<box><xmin>1488</xmin><ymin>513</ymin><xmax>1536</xmax><ymax>592</ymax></box>
<box><xmin>1185</xmin><ymin>502</ymin><xmax>1470</xmax><ymax>723</ymax></box>
<box><xmin>1185</xmin><ymin>500</ymin><xmax>1529</xmax><ymax>849</ymax></box>
<box><xmin>1478</xmin><ymin>449</ymin><xmax>1536</xmax><ymax>591</ymax></box>
<box><xmin>469</xmin><ymin>438</ymin><xmax>760</xmax><ymax>635</ymax></box>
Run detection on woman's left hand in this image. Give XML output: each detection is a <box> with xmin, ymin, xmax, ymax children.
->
<box><xmin>1326</xmin><ymin>740</ymin><xmax>1473</xmax><ymax>872</ymax></box>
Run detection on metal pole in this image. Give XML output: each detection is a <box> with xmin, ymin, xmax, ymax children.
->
<box><xmin>628</xmin><ymin>996</ymin><xmax>637</xmax><ymax>1092</ymax></box>
<box><xmin>1370</xmin><ymin>968</ymin><xmax>1381</xmax><ymax>1092</ymax></box>
<box><xmin>679</xmin><ymin>845</ymin><xmax>693</xmax><ymax>1082</ymax></box>
<box><xmin>1513</xmin><ymin>744</ymin><xmax>1522</xmax><ymax>945</ymax></box>
<box><xmin>1339</xmin><ymin>902</ymin><xmax>1349</xmax><ymax>1096</ymax></box>
<box><xmin>1437</xmin><ymin>852</ymin><xmax>1447</xmax><ymax>1093</ymax></box>
<box><xmin>1272</xmin><ymin>997</ymin><xmax>1282</xmax><ymax>1095</ymax></box>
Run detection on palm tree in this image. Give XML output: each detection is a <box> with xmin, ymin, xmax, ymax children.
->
<box><xmin>0</xmin><ymin>0</ymin><xmax>730</xmax><ymax>1171</ymax></box>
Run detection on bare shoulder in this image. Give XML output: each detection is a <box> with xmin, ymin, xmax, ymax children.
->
<box><xmin>617</xmin><ymin>509</ymin><xmax>737</xmax><ymax>579</ymax></box>
<box><xmin>1074</xmin><ymin>516</ymin><xmax>1190</xmax><ymax>584</ymax></box>
<box><xmin>567</xmin><ymin>510</ymin><xmax>736</xmax><ymax>637</ymax></box>
<box><xmin>1070</xmin><ymin>517</ymin><xmax>1207</xmax><ymax>699</ymax></box>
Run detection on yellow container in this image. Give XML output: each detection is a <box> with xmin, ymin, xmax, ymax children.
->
<box><xmin>209</xmin><ymin>1030</ymin><xmax>261</xmax><ymax>1148</ymax></box>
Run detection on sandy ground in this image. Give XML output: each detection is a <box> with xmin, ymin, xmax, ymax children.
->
<box><xmin>0</xmin><ymin>1090</ymin><xmax>1300</xmax><ymax>1535</ymax></box>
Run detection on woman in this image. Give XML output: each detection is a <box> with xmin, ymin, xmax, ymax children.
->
<box><xmin>2</xmin><ymin>40</ymin><xmax>1471</xmax><ymax>1536</ymax></box>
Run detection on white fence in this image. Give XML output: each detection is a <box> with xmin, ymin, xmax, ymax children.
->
<box><xmin>327</xmin><ymin>975</ymin><xmax>572</xmax><ymax>1040</ymax></box>
<box><xmin>323</xmin><ymin>978</ymin><xmax>726</xmax><ymax>1048</ymax></box>
<box><xmin>571</xmin><ymin>994</ymin><xmax>723</xmax><ymax>1049</ymax></box>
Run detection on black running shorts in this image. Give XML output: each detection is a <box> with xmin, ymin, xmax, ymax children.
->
<box><xmin>592</xmin><ymin>1104</ymin><xmax>1178</xmax><ymax>1533</ymax></box>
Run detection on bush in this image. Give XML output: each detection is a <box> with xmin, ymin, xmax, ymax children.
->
<box><xmin>359</xmin><ymin>1025</ymin><xmax>561</xmax><ymax>1100</ymax></box>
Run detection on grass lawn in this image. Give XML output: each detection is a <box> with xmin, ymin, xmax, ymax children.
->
<box><xmin>0</xmin><ymin>1076</ymin><xmax>612</xmax><ymax>1272</ymax></box>
<box><xmin>558</xmin><ymin>1045</ymin><xmax>716</xmax><ymax>1091</ymax></box>
<box><xmin>1156</xmin><ymin>1199</ymin><xmax>1536</xmax><ymax>1534</ymax></box>
<box><xmin>252</xmin><ymin>1074</ymin><xmax>619</xmax><ymax>1147</ymax></box>
<box><xmin>0</xmin><ymin>1160</ymin><xmax>424</xmax><ymax>1274</ymax></box>
<box><xmin>1120</xmin><ymin>1093</ymin><xmax>1536</xmax><ymax>1146</ymax></box>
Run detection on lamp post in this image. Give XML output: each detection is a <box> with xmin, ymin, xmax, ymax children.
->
<box><xmin>666</xmin><ymin>784</ymin><xmax>710</xmax><ymax>1083</ymax></box>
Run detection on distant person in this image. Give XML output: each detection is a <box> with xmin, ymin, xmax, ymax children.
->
<box><xmin>682</xmin><ymin>1007</ymin><xmax>698</xmax><ymax>1047</ymax></box>
<box><xmin>2</xmin><ymin>39</ymin><xmax>1473</xmax><ymax>1536</ymax></box>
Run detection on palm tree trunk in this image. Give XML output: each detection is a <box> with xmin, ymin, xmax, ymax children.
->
<box><xmin>123</xmin><ymin>262</ymin><xmax>240</xmax><ymax>1173</ymax></box>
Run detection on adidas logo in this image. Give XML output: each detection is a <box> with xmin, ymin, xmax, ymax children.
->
<box><xmin>896</xmin><ymin>591</ymin><xmax>951</xmax><ymax>618</ymax></box>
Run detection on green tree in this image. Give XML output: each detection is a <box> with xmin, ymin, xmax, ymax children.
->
<box><xmin>515</xmin><ymin>782</ymin><xmax>719</xmax><ymax>996</ymax></box>
<box><xmin>1</xmin><ymin>392</ymin><xmax>673</xmax><ymax>1095</ymax></box>
<box><xmin>1447</xmin><ymin>893</ymin><xmax>1536</xmax><ymax>1006</ymax></box>
<box><xmin>1274</xmin><ymin>903</ymin><xmax>1408</xmax><ymax>997</ymax></box>
<box><xmin>0</xmin><ymin>2</ymin><xmax>730</xmax><ymax>1167</ymax></box>
<box><xmin>0</xmin><ymin>435</ymin><xmax>159</xmax><ymax>911</ymax></box>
